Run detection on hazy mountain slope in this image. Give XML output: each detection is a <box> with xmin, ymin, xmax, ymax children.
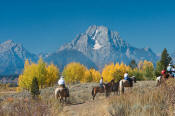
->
<box><xmin>0</xmin><ymin>40</ymin><xmax>38</xmax><ymax>75</ymax></box>
<box><xmin>45</xmin><ymin>49</ymin><xmax>97</xmax><ymax>71</ymax></box>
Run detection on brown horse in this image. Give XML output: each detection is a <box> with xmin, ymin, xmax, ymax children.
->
<box><xmin>119</xmin><ymin>76</ymin><xmax>136</xmax><ymax>94</ymax></box>
<box><xmin>91</xmin><ymin>80</ymin><xmax>114</xmax><ymax>100</ymax></box>
<box><xmin>55</xmin><ymin>86</ymin><xmax>69</xmax><ymax>103</ymax></box>
<box><xmin>111</xmin><ymin>79</ymin><xmax>121</xmax><ymax>95</ymax></box>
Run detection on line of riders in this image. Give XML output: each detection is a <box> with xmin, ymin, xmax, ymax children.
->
<box><xmin>55</xmin><ymin>72</ymin><xmax>135</xmax><ymax>102</ymax></box>
<box><xmin>57</xmin><ymin>62</ymin><xmax>175</xmax><ymax>91</ymax></box>
<box><xmin>57</xmin><ymin>72</ymin><xmax>132</xmax><ymax>93</ymax></box>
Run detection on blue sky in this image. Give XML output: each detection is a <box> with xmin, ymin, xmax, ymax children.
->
<box><xmin>0</xmin><ymin>0</ymin><xmax>175</xmax><ymax>54</ymax></box>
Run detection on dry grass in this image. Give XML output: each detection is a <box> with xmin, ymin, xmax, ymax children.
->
<box><xmin>72</xmin><ymin>80</ymin><xmax>175</xmax><ymax>116</ymax></box>
<box><xmin>100</xmin><ymin>79</ymin><xmax>175</xmax><ymax>116</ymax></box>
<box><xmin>0</xmin><ymin>80</ymin><xmax>175</xmax><ymax>116</ymax></box>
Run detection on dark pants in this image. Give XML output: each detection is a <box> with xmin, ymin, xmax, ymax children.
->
<box><xmin>100</xmin><ymin>84</ymin><xmax>103</xmax><ymax>88</ymax></box>
<box><xmin>127</xmin><ymin>78</ymin><xmax>132</xmax><ymax>86</ymax></box>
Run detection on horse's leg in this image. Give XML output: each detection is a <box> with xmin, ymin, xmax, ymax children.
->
<box><xmin>65</xmin><ymin>97</ymin><xmax>67</xmax><ymax>103</ymax></box>
<box><xmin>60</xmin><ymin>97</ymin><xmax>62</xmax><ymax>103</ymax></box>
<box><xmin>122</xmin><ymin>86</ymin><xmax>124</xmax><ymax>94</ymax></box>
<box><xmin>105</xmin><ymin>91</ymin><xmax>108</xmax><ymax>97</ymax></box>
<box><xmin>93</xmin><ymin>92</ymin><xmax>96</xmax><ymax>100</ymax></box>
<box><xmin>93</xmin><ymin>90</ymin><xmax>97</xmax><ymax>100</ymax></box>
<box><xmin>92</xmin><ymin>88</ymin><xmax>96</xmax><ymax>100</ymax></box>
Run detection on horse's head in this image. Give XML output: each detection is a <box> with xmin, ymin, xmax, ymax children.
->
<box><xmin>131</xmin><ymin>76</ymin><xmax>136</xmax><ymax>83</ymax></box>
<box><xmin>110</xmin><ymin>79</ymin><xmax>115</xmax><ymax>86</ymax></box>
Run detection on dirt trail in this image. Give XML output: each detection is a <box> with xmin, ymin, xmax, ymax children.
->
<box><xmin>61</xmin><ymin>96</ymin><xmax>110</xmax><ymax>116</ymax></box>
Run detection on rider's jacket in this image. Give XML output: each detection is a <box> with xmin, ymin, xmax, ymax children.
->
<box><xmin>124</xmin><ymin>73</ymin><xmax>129</xmax><ymax>80</ymax></box>
<box><xmin>58</xmin><ymin>78</ymin><xmax>65</xmax><ymax>85</ymax></box>
<box><xmin>167</xmin><ymin>66</ymin><xmax>173</xmax><ymax>72</ymax></box>
<box><xmin>100</xmin><ymin>79</ymin><xmax>103</xmax><ymax>85</ymax></box>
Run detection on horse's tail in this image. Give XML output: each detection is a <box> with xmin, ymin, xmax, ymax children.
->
<box><xmin>66</xmin><ymin>88</ymin><xmax>70</xmax><ymax>97</ymax></box>
<box><xmin>92</xmin><ymin>88</ymin><xmax>95</xmax><ymax>97</ymax></box>
<box><xmin>55</xmin><ymin>88</ymin><xmax>59</xmax><ymax>99</ymax></box>
<box><xmin>119</xmin><ymin>80</ymin><xmax>124</xmax><ymax>94</ymax></box>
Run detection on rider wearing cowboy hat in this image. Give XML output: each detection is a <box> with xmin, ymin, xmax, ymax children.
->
<box><xmin>58</xmin><ymin>76</ymin><xmax>65</xmax><ymax>88</ymax></box>
<box><xmin>124</xmin><ymin>72</ymin><xmax>132</xmax><ymax>86</ymax></box>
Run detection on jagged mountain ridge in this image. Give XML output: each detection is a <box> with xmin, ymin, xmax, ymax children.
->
<box><xmin>0</xmin><ymin>25</ymin><xmax>160</xmax><ymax>75</ymax></box>
<box><xmin>56</xmin><ymin>25</ymin><xmax>158</xmax><ymax>69</ymax></box>
<box><xmin>0</xmin><ymin>40</ymin><xmax>38</xmax><ymax>75</ymax></box>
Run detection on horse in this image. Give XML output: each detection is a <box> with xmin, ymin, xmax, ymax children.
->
<box><xmin>111</xmin><ymin>79</ymin><xmax>121</xmax><ymax>95</ymax></box>
<box><xmin>91</xmin><ymin>80</ymin><xmax>114</xmax><ymax>100</ymax></box>
<box><xmin>156</xmin><ymin>73</ymin><xmax>173</xmax><ymax>86</ymax></box>
<box><xmin>119</xmin><ymin>76</ymin><xmax>136</xmax><ymax>94</ymax></box>
<box><xmin>55</xmin><ymin>86</ymin><xmax>69</xmax><ymax>103</ymax></box>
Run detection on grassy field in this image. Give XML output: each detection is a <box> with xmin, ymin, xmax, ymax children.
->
<box><xmin>0</xmin><ymin>80</ymin><xmax>175</xmax><ymax>116</ymax></box>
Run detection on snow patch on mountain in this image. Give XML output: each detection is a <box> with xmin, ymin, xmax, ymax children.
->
<box><xmin>93</xmin><ymin>40</ymin><xmax>102</xmax><ymax>50</ymax></box>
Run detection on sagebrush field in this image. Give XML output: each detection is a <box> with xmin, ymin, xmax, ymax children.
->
<box><xmin>0</xmin><ymin>79</ymin><xmax>175</xmax><ymax>116</ymax></box>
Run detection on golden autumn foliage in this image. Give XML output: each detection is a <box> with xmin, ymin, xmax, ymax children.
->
<box><xmin>102</xmin><ymin>62</ymin><xmax>132</xmax><ymax>82</ymax></box>
<box><xmin>62</xmin><ymin>60</ymin><xmax>154</xmax><ymax>83</ymax></box>
<box><xmin>81</xmin><ymin>68</ymin><xmax>101</xmax><ymax>83</ymax></box>
<box><xmin>18</xmin><ymin>58</ymin><xmax>59</xmax><ymax>91</ymax></box>
<box><xmin>62</xmin><ymin>62</ymin><xmax>101</xmax><ymax>83</ymax></box>
<box><xmin>90</xmin><ymin>68</ymin><xmax>101</xmax><ymax>82</ymax></box>
<box><xmin>18</xmin><ymin>58</ymin><xmax>155</xmax><ymax>90</ymax></box>
<box><xmin>138</xmin><ymin>60</ymin><xmax>154</xmax><ymax>80</ymax></box>
<box><xmin>62</xmin><ymin>62</ymin><xmax>87</xmax><ymax>83</ymax></box>
<box><xmin>46</xmin><ymin>64</ymin><xmax>59</xmax><ymax>86</ymax></box>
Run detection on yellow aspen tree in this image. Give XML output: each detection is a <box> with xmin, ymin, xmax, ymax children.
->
<box><xmin>90</xmin><ymin>68</ymin><xmax>101</xmax><ymax>82</ymax></box>
<box><xmin>102</xmin><ymin>63</ymin><xmax>115</xmax><ymax>82</ymax></box>
<box><xmin>36</xmin><ymin>58</ymin><xmax>47</xmax><ymax>88</ymax></box>
<box><xmin>46</xmin><ymin>63</ymin><xmax>59</xmax><ymax>86</ymax></box>
<box><xmin>63</xmin><ymin>62</ymin><xmax>87</xmax><ymax>83</ymax></box>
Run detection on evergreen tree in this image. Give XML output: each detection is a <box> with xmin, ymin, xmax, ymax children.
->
<box><xmin>129</xmin><ymin>59</ymin><xmax>137</xmax><ymax>69</ymax></box>
<box><xmin>160</xmin><ymin>48</ymin><xmax>172</xmax><ymax>69</ymax></box>
<box><xmin>31</xmin><ymin>77</ymin><xmax>40</xmax><ymax>98</ymax></box>
<box><xmin>154</xmin><ymin>61</ymin><xmax>164</xmax><ymax>76</ymax></box>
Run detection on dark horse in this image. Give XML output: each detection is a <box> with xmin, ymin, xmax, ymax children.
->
<box><xmin>91</xmin><ymin>80</ymin><xmax>114</xmax><ymax>100</ymax></box>
<box><xmin>111</xmin><ymin>79</ymin><xmax>121</xmax><ymax>95</ymax></box>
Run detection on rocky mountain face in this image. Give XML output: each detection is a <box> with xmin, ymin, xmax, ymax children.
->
<box><xmin>0</xmin><ymin>40</ymin><xmax>38</xmax><ymax>75</ymax></box>
<box><xmin>47</xmin><ymin>25</ymin><xmax>159</xmax><ymax>70</ymax></box>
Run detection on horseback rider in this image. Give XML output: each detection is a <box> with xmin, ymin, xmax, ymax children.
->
<box><xmin>167</xmin><ymin>63</ymin><xmax>173</xmax><ymax>77</ymax></box>
<box><xmin>124</xmin><ymin>72</ymin><xmax>132</xmax><ymax>86</ymax></box>
<box><xmin>161</xmin><ymin>69</ymin><xmax>168</xmax><ymax>78</ymax></box>
<box><xmin>99</xmin><ymin>77</ymin><xmax>106</xmax><ymax>91</ymax></box>
<box><xmin>58</xmin><ymin>76</ymin><xmax>65</xmax><ymax>88</ymax></box>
